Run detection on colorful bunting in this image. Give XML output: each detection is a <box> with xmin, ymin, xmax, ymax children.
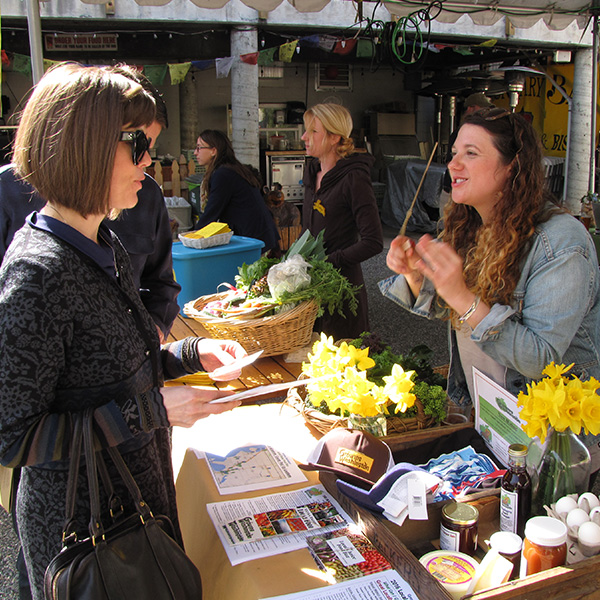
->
<box><xmin>279</xmin><ymin>41</ymin><xmax>298</xmax><ymax>63</ymax></box>
<box><xmin>2</xmin><ymin>33</ymin><xmax>498</xmax><ymax>85</ymax></box>
<box><xmin>215</xmin><ymin>56</ymin><xmax>235</xmax><ymax>79</ymax></box>
<box><xmin>168</xmin><ymin>62</ymin><xmax>191</xmax><ymax>85</ymax></box>
<box><xmin>333</xmin><ymin>38</ymin><xmax>357</xmax><ymax>55</ymax></box>
<box><xmin>240</xmin><ymin>52</ymin><xmax>259</xmax><ymax>65</ymax></box>
<box><xmin>144</xmin><ymin>64</ymin><xmax>168</xmax><ymax>86</ymax></box>
<box><xmin>257</xmin><ymin>47</ymin><xmax>278</xmax><ymax>66</ymax></box>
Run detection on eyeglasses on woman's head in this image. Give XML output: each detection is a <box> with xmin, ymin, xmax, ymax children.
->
<box><xmin>120</xmin><ymin>130</ymin><xmax>150</xmax><ymax>165</ymax></box>
<box><xmin>195</xmin><ymin>143</ymin><xmax>213</xmax><ymax>151</ymax></box>
<box><xmin>477</xmin><ymin>107</ymin><xmax>513</xmax><ymax>121</ymax></box>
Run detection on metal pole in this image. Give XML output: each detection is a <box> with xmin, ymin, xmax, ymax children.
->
<box><xmin>591</xmin><ymin>14</ymin><xmax>599</xmax><ymax>193</ymax></box>
<box><xmin>26</xmin><ymin>0</ymin><xmax>44</xmax><ymax>84</ymax></box>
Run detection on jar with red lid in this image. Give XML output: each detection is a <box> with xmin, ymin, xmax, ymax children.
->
<box><xmin>523</xmin><ymin>516</ymin><xmax>567</xmax><ymax>575</ymax></box>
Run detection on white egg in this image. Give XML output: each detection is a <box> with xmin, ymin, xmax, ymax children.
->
<box><xmin>578</xmin><ymin>521</ymin><xmax>600</xmax><ymax>544</ymax></box>
<box><xmin>567</xmin><ymin>508</ymin><xmax>591</xmax><ymax>530</ymax></box>
<box><xmin>577</xmin><ymin>521</ymin><xmax>600</xmax><ymax>556</ymax></box>
<box><xmin>555</xmin><ymin>495</ymin><xmax>578</xmax><ymax>517</ymax></box>
<box><xmin>590</xmin><ymin>506</ymin><xmax>600</xmax><ymax>525</ymax></box>
<box><xmin>578</xmin><ymin>492</ymin><xmax>600</xmax><ymax>513</ymax></box>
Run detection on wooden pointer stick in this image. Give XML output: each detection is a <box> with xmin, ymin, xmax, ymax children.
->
<box><xmin>399</xmin><ymin>141</ymin><xmax>439</xmax><ymax>237</ymax></box>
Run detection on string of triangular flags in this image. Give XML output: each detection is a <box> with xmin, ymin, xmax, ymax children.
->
<box><xmin>1</xmin><ymin>34</ymin><xmax>497</xmax><ymax>86</ymax></box>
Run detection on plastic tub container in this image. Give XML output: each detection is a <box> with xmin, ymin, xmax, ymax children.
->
<box><xmin>171</xmin><ymin>235</ymin><xmax>264</xmax><ymax>313</ymax></box>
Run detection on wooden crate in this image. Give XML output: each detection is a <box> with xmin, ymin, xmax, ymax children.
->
<box><xmin>319</xmin><ymin>426</ymin><xmax>600</xmax><ymax>600</ymax></box>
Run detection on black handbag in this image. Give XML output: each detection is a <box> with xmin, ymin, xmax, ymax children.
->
<box><xmin>44</xmin><ymin>409</ymin><xmax>203</xmax><ymax>600</ymax></box>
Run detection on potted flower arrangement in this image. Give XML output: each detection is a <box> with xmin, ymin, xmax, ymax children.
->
<box><xmin>295</xmin><ymin>333</ymin><xmax>448</xmax><ymax>437</ymax></box>
<box><xmin>517</xmin><ymin>362</ymin><xmax>600</xmax><ymax>514</ymax></box>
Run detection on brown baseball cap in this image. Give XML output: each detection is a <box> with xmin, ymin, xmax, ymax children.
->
<box><xmin>299</xmin><ymin>428</ymin><xmax>395</xmax><ymax>489</ymax></box>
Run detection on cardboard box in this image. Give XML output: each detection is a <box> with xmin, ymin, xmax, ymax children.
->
<box><xmin>320</xmin><ymin>426</ymin><xmax>600</xmax><ymax>599</ymax></box>
<box><xmin>372</xmin><ymin>113</ymin><xmax>416</xmax><ymax>136</ymax></box>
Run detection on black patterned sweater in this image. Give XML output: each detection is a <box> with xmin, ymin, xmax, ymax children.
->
<box><xmin>0</xmin><ymin>223</ymin><xmax>203</xmax><ymax>599</ymax></box>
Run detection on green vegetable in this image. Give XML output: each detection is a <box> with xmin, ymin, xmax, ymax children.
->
<box><xmin>349</xmin><ymin>333</ymin><xmax>448</xmax><ymax>424</ymax></box>
<box><xmin>277</xmin><ymin>259</ymin><xmax>359</xmax><ymax>318</ymax></box>
<box><xmin>234</xmin><ymin>231</ymin><xmax>358</xmax><ymax>317</ymax></box>
<box><xmin>284</xmin><ymin>229</ymin><xmax>327</xmax><ymax>262</ymax></box>
<box><xmin>390</xmin><ymin>381</ymin><xmax>447</xmax><ymax>423</ymax></box>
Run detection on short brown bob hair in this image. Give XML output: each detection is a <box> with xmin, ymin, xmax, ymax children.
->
<box><xmin>13</xmin><ymin>62</ymin><xmax>156</xmax><ymax>216</ymax></box>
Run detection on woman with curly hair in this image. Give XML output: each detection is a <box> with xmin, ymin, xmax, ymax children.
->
<box><xmin>380</xmin><ymin>107</ymin><xmax>600</xmax><ymax>466</ymax></box>
<box><xmin>193</xmin><ymin>129</ymin><xmax>279</xmax><ymax>253</ymax></box>
<box><xmin>302</xmin><ymin>103</ymin><xmax>383</xmax><ymax>339</ymax></box>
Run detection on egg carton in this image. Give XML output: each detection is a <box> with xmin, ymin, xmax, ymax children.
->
<box><xmin>546</xmin><ymin>492</ymin><xmax>600</xmax><ymax>559</ymax></box>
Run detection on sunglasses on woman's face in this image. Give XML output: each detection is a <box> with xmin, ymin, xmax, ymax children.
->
<box><xmin>120</xmin><ymin>130</ymin><xmax>150</xmax><ymax>165</ymax></box>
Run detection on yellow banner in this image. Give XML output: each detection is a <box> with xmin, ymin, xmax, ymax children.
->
<box><xmin>494</xmin><ymin>65</ymin><xmax>598</xmax><ymax>158</ymax></box>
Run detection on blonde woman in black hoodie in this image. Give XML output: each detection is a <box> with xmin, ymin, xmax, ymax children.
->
<box><xmin>302</xmin><ymin>103</ymin><xmax>383</xmax><ymax>340</ymax></box>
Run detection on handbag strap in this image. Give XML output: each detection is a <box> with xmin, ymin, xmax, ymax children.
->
<box><xmin>81</xmin><ymin>408</ymin><xmax>153</xmax><ymax>543</ymax></box>
<box><xmin>61</xmin><ymin>414</ymin><xmax>84</xmax><ymax>543</ymax></box>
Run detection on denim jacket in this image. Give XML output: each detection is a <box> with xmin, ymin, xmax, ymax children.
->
<box><xmin>379</xmin><ymin>211</ymin><xmax>600</xmax><ymax>409</ymax></box>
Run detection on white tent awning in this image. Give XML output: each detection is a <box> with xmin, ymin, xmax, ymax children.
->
<box><xmin>79</xmin><ymin>0</ymin><xmax>331</xmax><ymax>14</ymax></box>
<box><xmin>383</xmin><ymin>0</ymin><xmax>592</xmax><ymax>31</ymax></box>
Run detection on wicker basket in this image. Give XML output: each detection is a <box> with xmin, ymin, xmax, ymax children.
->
<box><xmin>285</xmin><ymin>376</ymin><xmax>436</xmax><ymax>437</ymax></box>
<box><xmin>183</xmin><ymin>293</ymin><xmax>319</xmax><ymax>357</ymax></box>
<box><xmin>178</xmin><ymin>230</ymin><xmax>233</xmax><ymax>249</ymax></box>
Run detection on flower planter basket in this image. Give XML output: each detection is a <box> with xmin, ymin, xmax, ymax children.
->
<box><xmin>285</xmin><ymin>376</ymin><xmax>436</xmax><ymax>437</ymax></box>
<box><xmin>183</xmin><ymin>293</ymin><xmax>319</xmax><ymax>357</ymax></box>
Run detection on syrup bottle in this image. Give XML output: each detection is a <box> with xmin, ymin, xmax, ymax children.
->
<box><xmin>500</xmin><ymin>443</ymin><xmax>531</xmax><ymax>537</ymax></box>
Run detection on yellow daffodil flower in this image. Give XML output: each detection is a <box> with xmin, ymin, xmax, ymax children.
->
<box><xmin>542</xmin><ymin>361</ymin><xmax>574</xmax><ymax>381</ymax></box>
<box><xmin>518</xmin><ymin>362</ymin><xmax>600</xmax><ymax>444</ymax></box>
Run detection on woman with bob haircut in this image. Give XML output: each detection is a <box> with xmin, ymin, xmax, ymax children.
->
<box><xmin>193</xmin><ymin>129</ymin><xmax>279</xmax><ymax>253</ymax></box>
<box><xmin>302</xmin><ymin>103</ymin><xmax>383</xmax><ymax>340</ymax></box>
<box><xmin>381</xmin><ymin>107</ymin><xmax>600</xmax><ymax>470</ymax></box>
<box><xmin>0</xmin><ymin>62</ymin><xmax>245</xmax><ymax>598</ymax></box>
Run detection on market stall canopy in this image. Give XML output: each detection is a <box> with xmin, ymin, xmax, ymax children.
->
<box><xmin>79</xmin><ymin>0</ymin><xmax>331</xmax><ymax>13</ymax></box>
<box><xmin>384</xmin><ymin>0</ymin><xmax>593</xmax><ymax>31</ymax></box>
<box><xmin>77</xmin><ymin>0</ymin><xmax>595</xmax><ymax>22</ymax></box>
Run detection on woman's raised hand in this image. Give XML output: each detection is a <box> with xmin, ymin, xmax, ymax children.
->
<box><xmin>194</xmin><ymin>338</ymin><xmax>248</xmax><ymax>381</ymax></box>
<box><xmin>413</xmin><ymin>235</ymin><xmax>471</xmax><ymax>309</ymax></box>
<box><xmin>387</xmin><ymin>235</ymin><xmax>422</xmax><ymax>275</ymax></box>
<box><xmin>161</xmin><ymin>385</ymin><xmax>241</xmax><ymax>428</ymax></box>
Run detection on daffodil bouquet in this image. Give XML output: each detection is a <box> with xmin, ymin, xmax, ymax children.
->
<box><xmin>301</xmin><ymin>333</ymin><xmax>417</xmax><ymax>418</ymax></box>
<box><xmin>517</xmin><ymin>362</ymin><xmax>600</xmax><ymax>512</ymax></box>
<box><xmin>517</xmin><ymin>362</ymin><xmax>600</xmax><ymax>444</ymax></box>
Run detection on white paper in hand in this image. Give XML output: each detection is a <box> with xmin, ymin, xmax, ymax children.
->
<box><xmin>208</xmin><ymin>350</ymin><xmax>264</xmax><ymax>380</ymax></box>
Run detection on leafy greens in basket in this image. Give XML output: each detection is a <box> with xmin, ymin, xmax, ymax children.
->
<box><xmin>201</xmin><ymin>230</ymin><xmax>359</xmax><ymax>320</ymax></box>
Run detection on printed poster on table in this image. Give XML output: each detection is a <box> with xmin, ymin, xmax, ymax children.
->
<box><xmin>260</xmin><ymin>571</ymin><xmax>420</xmax><ymax>600</ymax></box>
<box><xmin>201</xmin><ymin>444</ymin><xmax>307</xmax><ymax>495</ymax></box>
<box><xmin>472</xmin><ymin>367</ymin><xmax>532</xmax><ymax>468</ymax></box>
<box><xmin>206</xmin><ymin>484</ymin><xmax>352</xmax><ymax>565</ymax></box>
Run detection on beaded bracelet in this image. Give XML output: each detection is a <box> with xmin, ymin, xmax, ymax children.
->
<box><xmin>458</xmin><ymin>296</ymin><xmax>480</xmax><ymax>323</ymax></box>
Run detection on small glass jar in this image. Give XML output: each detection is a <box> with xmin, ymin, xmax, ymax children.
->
<box><xmin>489</xmin><ymin>531</ymin><xmax>523</xmax><ymax>581</ymax></box>
<box><xmin>523</xmin><ymin>516</ymin><xmax>567</xmax><ymax>575</ymax></box>
<box><xmin>440</xmin><ymin>502</ymin><xmax>479</xmax><ymax>556</ymax></box>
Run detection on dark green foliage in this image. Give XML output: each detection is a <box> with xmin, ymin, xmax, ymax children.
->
<box><xmin>350</xmin><ymin>332</ymin><xmax>448</xmax><ymax>424</ymax></box>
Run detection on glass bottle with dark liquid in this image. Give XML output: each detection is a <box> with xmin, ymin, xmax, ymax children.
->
<box><xmin>500</xmin><ymin>444</ymin><xmax>532</xmax><ymax>537</ymax></box>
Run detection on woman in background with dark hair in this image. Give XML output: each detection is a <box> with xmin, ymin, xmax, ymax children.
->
<box><xmin>193</xmin><ymin>129</ymin><xmax>279</xmax><ymax>253</ymax></box>
<box><xmin>381</xmin><ymin>107</ymin><xmax>600</xmax><ymax>470</ymax></box>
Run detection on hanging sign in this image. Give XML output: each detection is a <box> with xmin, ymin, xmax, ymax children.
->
<box><xmin>44</xmin><ymin>34</ymin><xmax>118</xmax><ymax>52</ymax></box>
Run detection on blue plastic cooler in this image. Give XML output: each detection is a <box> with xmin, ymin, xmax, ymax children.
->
<box><xmin>172</xmin><ymin>235</ymin><xmax>265</xmax><ymax>312</ymax></box>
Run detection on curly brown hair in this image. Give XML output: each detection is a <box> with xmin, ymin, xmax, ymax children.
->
<box><xmin>442</xmin><ymin>108</ymin><xmax>562</xmax><ymax>312</ymax></box>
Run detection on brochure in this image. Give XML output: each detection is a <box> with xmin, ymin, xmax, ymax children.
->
<box><xmin>206</xmin><ymin>484</ymin><xmax>352</xmax><ymax>565</ymax></box>
<box><xmin>306</xmin><ymin>527</ymin><xmax>393</xmax><ymax>583</ymax></box>
<box><xmin>259</xmin><ymin>571</ymin><xmax>419</xmax><ymax>600</ymax></box>
<box><xmin>472</xmin><ymin>367</ymin><xmax>532</xmax><ymax>468</ymax></box>
<box><xmin>202</xmin><ymin>444</ymin><xmax>307</xmax><ymax>495</ymax></box>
